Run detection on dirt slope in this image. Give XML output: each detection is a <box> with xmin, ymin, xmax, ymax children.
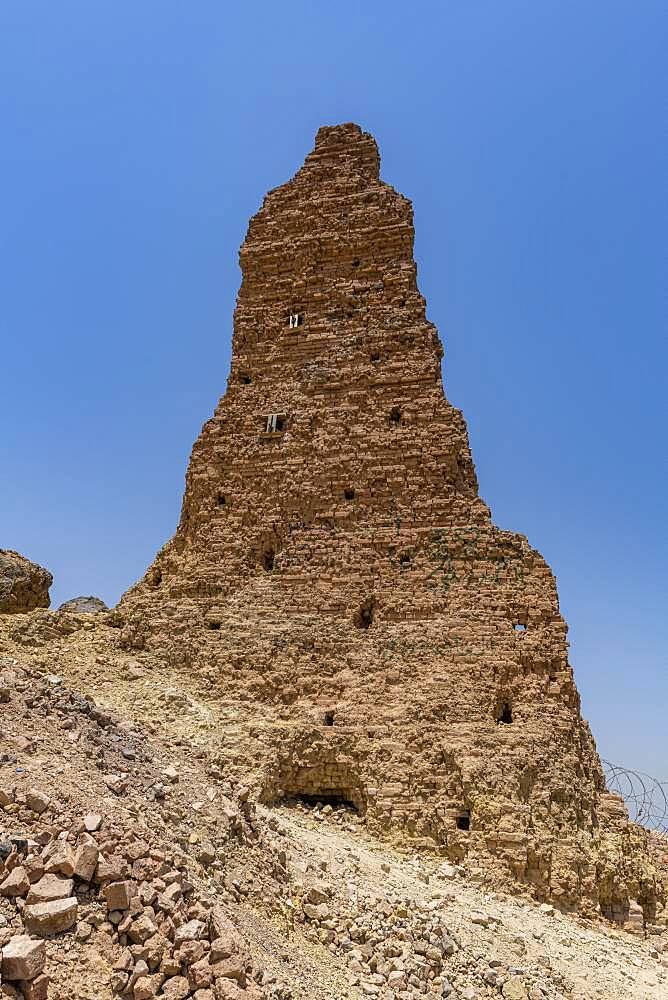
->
<box><xmin>1</xmin><ymin>610</ymin><xmax>666</xmax><ymax>999</ymax></box>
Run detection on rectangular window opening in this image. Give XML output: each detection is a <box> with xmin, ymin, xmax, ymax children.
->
<box><xmin>265</xmin><ymin>414</ymin><xmax>286</xmax><ymax>434</ymax></box>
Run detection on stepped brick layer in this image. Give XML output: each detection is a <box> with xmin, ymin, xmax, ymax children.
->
<box><xmin>121</xmin><ymin>123</ymin><xmax>661</xmax><ymax>918</ymax></box>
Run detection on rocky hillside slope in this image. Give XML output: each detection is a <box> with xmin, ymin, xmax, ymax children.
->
<box><xmin>0</xmin><ymin>606</ymin><xmax>666</xmax><ymax>999</ymax></box>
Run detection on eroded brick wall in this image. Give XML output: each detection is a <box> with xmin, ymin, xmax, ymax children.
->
<box><xmin>121</xmin><ymin>124</ymin><xmax>662</xmax><ymax>918</ymax></box>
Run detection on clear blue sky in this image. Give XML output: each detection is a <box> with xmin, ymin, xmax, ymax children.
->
<box><xmin>1</xmin><ymin>2</ymin><xmax>666</xmax><ymax>778</ymax></box>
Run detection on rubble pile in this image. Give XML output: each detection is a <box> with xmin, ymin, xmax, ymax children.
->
<box><xmin>297</xmin><ymin>878</ymin><xmax>550</xmax><ymax>1000</ymax></box>
<box><xmin>0</xmin><ymin>796</ymin><xmax>268</xmax><ymax>999</ymax></box>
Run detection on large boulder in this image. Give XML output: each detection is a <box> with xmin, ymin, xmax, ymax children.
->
<box><xmin>0</xmin><ymin>550</ymin><xmax>52</xmax><ymax>614</ymax></box>
<box><xmin>58</xmin><ymin>595</ymin><xmax>108</xmax><ymax>614</ymax></box>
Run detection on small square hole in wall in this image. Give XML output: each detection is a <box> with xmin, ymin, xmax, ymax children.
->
<box><xmin>370</xmin><ymin>351</ymin><xmax>380</xmax><ymax>362</ymax></box>
<box><xmin>513</xmin><ymin>623</ymin><xmax>527</xmax><ymax>632</ymax></box>
<box><xmin>324</xmin><ymin>711</ymin><xmax>335</xmax><ymax>727</ymax></box>
<box><xmin>389</xmin><ymin>406</ymin><xmax>402</xmax><ymax>425</ymax></box>
<box><xmin>456</xmin><ymin>812</ymin><xmax>470</xmax><ymax>831</ymax></box>
<box><xmin>352</xmin><ymin>259</ymin><xmax>360</xmax><ymax>268</ymax></box>
<box><xmin>216</xmin><ymin>494</ymin><xmax>226</xmax><ymax>507</ymax></box>
<box><xmin>497</xmin><ymin>702</ymin><xmax>513</xmax><ymax>724</ymax></box>
<box><xmin>207</xmin><ymin>621</ymin><xmax>221</xmax><ymax>631</ymax></box>
<box><xmin>355</xmin><ymin>597</ymin><xmax>375</xmax><ymax>630</ymax></box>
<box><xmin>344</xmin><ymin>488</ymin><xmax>355</xmax><ymax>501</ymax></box>
<box><xmin>288</xmin><ymin>312</ymin><xmax>303</xmax><ymax>329</ymax></box>
<box><xmin>239</xmin><ymin>373</ymin><xmax>252</xmax><ymax>385</ymax></box>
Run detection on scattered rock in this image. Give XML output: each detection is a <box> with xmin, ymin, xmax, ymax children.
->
<box><xmin>23</xmin><ymin>897</ymin><xmax>78</xmax><ymax>934</ymax></box>
<box><xmin>1</xmin><ymin>934</ymin><xmax>46</xmax><ymax>980</ymax></box>
<box><xmin>26</xmin><ymin>874</ymin><xmax>74</xmax><ymax>905</ymax></box>
<box><xmin>0</xmin><ymin>866</ymin><xmax>30</xmax><ymax>897</ymax></box>
<box><xmin>25</xmin><ymin>788</ymin><xmax>50</xmax><ymax>814</ymax></box>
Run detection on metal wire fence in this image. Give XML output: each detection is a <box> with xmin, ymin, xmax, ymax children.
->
<box><xmin>602</xmin><ymin>760</ymin><xmax>668</xmax><ymax>834</ymax></box>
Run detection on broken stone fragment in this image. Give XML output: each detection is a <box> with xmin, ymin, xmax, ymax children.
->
<box><xmin>24</xmin><ymin>789</ymin><xmax>49</xmax><ymax>814</ymax></box>
<box><xmin>209</xmin><ymin>935</ymin><xmax>237</xmax><ymax>962</ymax></box>
<box><xmin>162</xmin><ymin>881</ymin><xmax>182</xmax><ymax>904</ymax></box>
<box><xmin>127</xmin><ymin>912</ymin><xmax>158</xmax><ymax>944</ymax></box>
<box><xmin>110</xmin><ymin>972</ymin><xmax>129</xmax><ymax>993</ymax></box>
<box><xmin>25</xmin><ymin>855</ymin><xmax>45</xmax><ymax>883</ymax></box>
<box><xmin>114</xmin><ymin>948</ymin><xmax>134</xmax><ymax>972</ymax></box>
<box><xmin>127</xmin><ymin>958</ymin><xmax>149</xmax><ymax>991</ymax></box>
<box><xmin>0</xmin><ymin>785</ymin><xmax>16</xmax><ymax>807</ymax></box>
<box><xmin>173</xmin><ymin>918</ymin><xmax>205</xmax><ymax>946</ymax></box>
<box><xmin>43</xmin><ymin>840</ymin><xmax>75</xmax><ymax>877</ymax></box>
<box><xmin>73</xmin><ymin>836</ymin><xmax>99</xmax><ymax>881</ymax></box>
<box><xmin>104</xmin><ymin>774</ymin><xmax>127</xmax><ymax>795</ymax></box>
<box><xmin>95</xmin><ymin>853</ymin><xmax>127</xmax><ymax>883</ymax></box>
<box><xmin>0</xmin><ymin>865</ymin><xmax>29</xmax><ymax>897</ymax></box>
<box><xmin>388</xmin><ymin>970</ymin><xmax>407</xmax><ymax>989</ymax></box>
<box><xmin>160</xmin><ymin>975</ymin><xmax>190</xmax><ymax>999</ymax></box>
<box><xmin>302</xmin><ymin>900</ymin><xmax>330</xmax><ymax>921</ymax></box>
<box><xmin>83</xmin><ymin>812</ymin><xmax>103</xmax><ymax>832</ymax></box>
<box><xmin>502</xmin><ymin>977</ymin><xmax>529</xmax><ymax>1000</ymax></box>
<box><xmin>23</xmin><ymin>896</ymin><xmax>78</xmax><ymax>934</ymax></box>
<box><xmin>124</xmin><ymin>837</ymin><xmax>149</xmax><ymax>863</ymax></box>
<box><xmin>26</xmin><ymin>873</ymin><xmax>73</xmax><ymax>904</ymax></box>
<box><xmin>213</xmin><ymin>972</ymin><xmax>246</xmax><ymax>997</ymax></box>
<box><xmin>176</xmin><ymin>940</ymin><xmax>207</xmax><ymax>966</ymax></box>
<box><xmin>209</xmin><ymin>906</ymin><xmax>243</xmax><ymax>947</ymax></box>
<box><xmin>197</xmin><ymin>840</ymin><xmax>216</xmax><ymax>866</ymax></box>
<box><xmin>19</xmin><ymin>972</ymin><xmax>50</xmax><ymax>1000</ymax></box>
<box><xmin>304</xmin><ymin>881</ymin><xmax>331</xmax><ymax>904</ymax></box>
<box><xmin>210</xmin><ymin>953</ymin><xmax>246</xmax><ymax>986</ymax></box>
<box><xmin>8</xmin><ymin>835</ymin><xmax>28</xmax><ymax>856</ymax></box>
<box><xmin>75</xmin><ymin>919</ymin><xmax>92</xmax><ymax>941</ymax></box>
<box><xmin>188</xmin><ymin>958</ymin><xmax>214</xmax><ymax>990</ymax></box>
<box><xmin>1</xmin><ymin>934</ymin><xmax>46</xmax><ymax>980</ymax></box>
<box><xmin>133</xmin><ymin>974</ymin><xmax>162</xmax><ymax>999</ymax></box>
<box><xmin>103</xmin><ymin>879</ymin><xmax>133</xmax><ymax>910</ymax></box>
<box><xmin>441</xmin><ymin>933</ymin><xmax>457</xmax><ymax>956</ymax></box>
<box><xmin>160</xmin><ymin>951</ymin><xmax>181</xmax><ymax>977</ymax></box>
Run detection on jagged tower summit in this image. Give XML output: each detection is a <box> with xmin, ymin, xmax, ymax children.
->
<box><xmin>122</xmin><ymin>124</ymin><xmax>659</xmax><ymax>918</ymax></box>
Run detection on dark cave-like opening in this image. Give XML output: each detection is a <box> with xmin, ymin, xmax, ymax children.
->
<box><xmin>287</xmin><ymin>792</ymin><xmax>359</xmax><ymax>813</ymax></box>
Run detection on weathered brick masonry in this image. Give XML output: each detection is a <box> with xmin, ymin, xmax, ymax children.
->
<box><xmin>122</xmin><ymin>123</ymin><xmax>661</xmax><ymax>920</ymax></box>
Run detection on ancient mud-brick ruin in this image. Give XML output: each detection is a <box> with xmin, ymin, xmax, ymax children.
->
<box><xmin>122</xmin><ymin>123</ymin><xmax>661</xmax><ymax>919</ymax></box>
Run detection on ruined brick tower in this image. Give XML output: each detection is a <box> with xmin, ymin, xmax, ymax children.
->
<box><xmin>122</xmin><ymin>123</ymin><xmax>659</xmax><ymax>917</ymax></box>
